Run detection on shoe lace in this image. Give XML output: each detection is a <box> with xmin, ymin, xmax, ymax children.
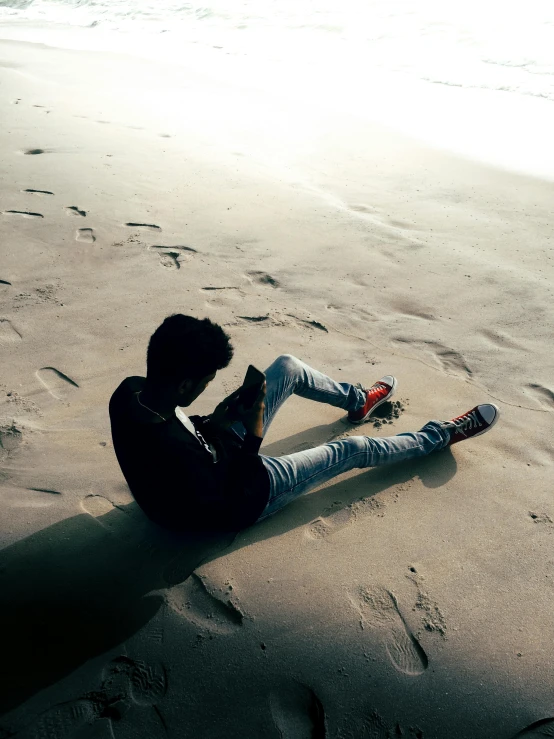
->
<box><xmin>356</xmin><ymin>382</ymin><xmax>389</xmax><ymax>404</ymax></box>
<box><xmin>451</xmin><ymin>410</ymin><xmax>482</xmax><ymax>436</ymax></box>
<box><xmin>370</xmin><ymin>382</ymin><xmax>389</xmax><ymax>397</ymax></box>
<box><xmin>356</xmin><ymin>381</ymin><xmax>388</xmax><ymax>398</ymax></box>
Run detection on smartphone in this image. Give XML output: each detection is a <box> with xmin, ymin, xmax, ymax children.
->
<box><xmin>237</xmin><ymin>365</ymin><xmax>266</xmax><ymax>410</ymax></box>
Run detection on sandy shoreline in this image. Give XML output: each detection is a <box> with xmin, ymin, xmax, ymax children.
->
<box><xmin>1</xmin><ymin>38</ymin><xmax>553</xmax><ymax>738</ymax></box>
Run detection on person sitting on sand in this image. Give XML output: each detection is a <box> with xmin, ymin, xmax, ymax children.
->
<box><xmin>109</xmin><ymin>313</ymin><xmax>499</xmax><ymax>534</ymax></box>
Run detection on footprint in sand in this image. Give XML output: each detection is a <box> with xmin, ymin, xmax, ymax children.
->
<box><xmin>167</xmin><ymin>572</ymin><xmax>244</xmax><ymax>634</ymax></box>
<box><xmin>307</xmin><ymin>498</ymin><xmax>385</xmax><ymax>540</ymax></box>
<box><xmin>512</xmin><ymin>717</ymin><xmax>554</xmax><ymax>737</ymax></box>
<box><xmin>407</xmin><ymin>570</ymin><xmax>447</xmax><ymax>638</ymax></box>
<box><xmin>202</xmin><ymin>287</ymin><xmax>244</xmax><ymax>305</ymax></box>
<box><xmin>269</xmin><ymin>682</ymin><xmax>326</xmax><ymax>739</ymax></box>
<box><xmin>529</xmin><ymin>511</ymin><xmax>553</xmax><ymax>525</ymax></box>
<box><xmin>66</xmin><ymin>205</ymin><xmax>87</xmax><ymax>217</ymax></box>
<box><xmin>349</xmin><ymin>585</ymin><xmax>428</xmax><ymax>676</ymax></box>
<box><xmin>0</xmin><ymin>318</ymin><xmax>22</xmax><ymax>344</ymax></box>
<box><xmin>36</xmin><ymin>366</ymin><xmax>79</xmax><ymax>401</ymax></box>
<box><xmin>231</xmin><ymin>312</ymin><xmax>328</xmax><ymax>333</ymax></box>
<box><xmin>151</xmin><ymin>244</ymin><xmax>196</xmax><ymax>255</ymax></box>
<box><xmin>7</xmin><ymin>656</ymin><xmax>168</xmax><ymax>738</ymax></box>
<box><xmin>79</xmin><ymin>494</ymin><xmax>140</xmax><ymax>540</ymax></box>
<box><xmin>101</xmin><ymin>655</ymin><xmax>168</xmax><ymax>706</ymax></box>
<box><xmin>76</xmin><ymin>227</ymin><xmax>96</xmax><ymax>243</ymax></box>
<box><xmin>81</xmin><ymin>494</ymin><xmax>117</xmax><ymax>519</ymax></box>
<box><xmin>125</xmin><ymin>222</ymin><xmax>161</xmax><ymax>231</ymax></box>
<box><xmin>158</xmin><ymin>251</ymin><xmax>182</xmax><ymax>270</ymax></box>
<box><xmin>4</xmin><ymin>210</ymin><xmax>44</xmax><ymax>218</ymax></box>
<box><xmin>526</xmin><ymin>383</ymin><xmax>554</xmax><ymax>410</ymax></box>
<box><xmin>393</xmin><ymin>338</ymin><xmax>472</xmax><ymax>379</ymax></box>
<box><xmin>237</xmin><ymin>315</ymin><xmax>270</xmax><ymax>324</ymax></box>
<box><xmin>12</xmin><ymin>696</ymin><xmax>104</xmax><ymax>739</ymax></box>
<box><xmin>201</xmin><ymin>286</ymin><xmax>241</xmax><ymax>292</ymax></box>
<box><xmin>202</xmin><ymin>286</ymin><xmax>246</xmax><ymax>310</ymax></box>
<box><xmin>246</xmin><ymin>270</ymin><xmax>280</xmax><ymax>288</ymax></box>
<box><xmin>0</xmin><ymin>422</ymin><xmax>23</xmax><ymax>462</ymax></box>
<box><xmin>149</xmin><ymin>245</ymin><xmax>197</xmax><ymax>270</ymax></box>
<box><xmin>235</xmin><ymin>312</ymin><xmax>327</xmax><ymax>332</ymax></box>
<box><xmin>141</xmin><ymin>617</ymin><xmax>166</xmax><ymax>645</ymax></box>
<box><xmin>308</xmin><ymin>508</ymin><xmax>353</xmax><ymax>539</ymax></box>
<box><xmin>285</xmin><ymin>314</ymin><xmax>328</xmax><ymax>333</ymax></box>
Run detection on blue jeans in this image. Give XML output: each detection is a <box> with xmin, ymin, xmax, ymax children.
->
<box><xmin>232</xmin><ymin>355</ymin><xmax>450</xmax><ymax>522</ymax></box>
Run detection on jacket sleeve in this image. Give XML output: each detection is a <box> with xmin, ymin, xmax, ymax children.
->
<box><xmin>195</xmin><ymin>416</ymin><xmax>262</xmax><ymax>455</ymax></box>
<box><xmin>241</xmin><ymin>431</ymin><xmax>263</xmax><ymax>454</ymax></box>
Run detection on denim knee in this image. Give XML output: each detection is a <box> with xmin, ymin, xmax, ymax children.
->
<box><xmin>272</xmin><ymin>354</ymin><xmax>303</xmax><ymax>380</ymax></box>
<box><xmin>342</xmin><ymin>436</ymin><xmax>369</xmax><ymax>453</ymax></box>
<box><xmin>329</xmin><ymin>436</ymin><xmax>369</xmax><ymax>463</ymax></box>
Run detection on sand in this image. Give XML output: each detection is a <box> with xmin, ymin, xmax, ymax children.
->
<box><xmin>1</xmin><ymin>37</ymin><xmax>553</xmax><ymax>739</ymax></box>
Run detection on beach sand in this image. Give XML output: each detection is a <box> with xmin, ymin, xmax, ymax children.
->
<box><xmin>1</xmin><ymin>38</ymin><xmax>553</xmax><ymax>738</ymax></box>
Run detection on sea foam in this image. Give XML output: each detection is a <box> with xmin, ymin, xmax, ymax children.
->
<box><xmin>2</xmin><ymin>0</ymin><xmax>554</xmax><ymax>179</ymax></box>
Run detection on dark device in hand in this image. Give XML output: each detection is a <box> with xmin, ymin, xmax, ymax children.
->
<box><xmin>237</xmin><ymin>365</ymin><xmax>265</xmax><ymax>410</ymax></box>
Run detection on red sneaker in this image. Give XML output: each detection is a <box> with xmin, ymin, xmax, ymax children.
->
<box><xmin>348</xmin><ymin>375</ymin><xmax>397</xmax><ymax>424</ymax></box>
<box><xmin>442</xmin><ymin>404</ymin><xmax>500</xmax><ymax>445</ymax></box>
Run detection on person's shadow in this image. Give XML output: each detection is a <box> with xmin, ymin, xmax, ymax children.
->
<box><xmin>0</xmin><ymin>502</ymin><xmax>234</xmax><ymax>722</ymax></box>
<box><xmin>0</xmin><ymin>421</ymin><xmax>456</xmax><ymax>730</ymax></box>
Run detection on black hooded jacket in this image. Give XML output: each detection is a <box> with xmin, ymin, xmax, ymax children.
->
<box><xmin>109</xmin><ymin>376</ymin><xmax>270</xmax><ymax>533</ymax></box>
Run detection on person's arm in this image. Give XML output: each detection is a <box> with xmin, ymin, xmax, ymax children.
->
<box><xmin>239</xmin><ymin>382</ymin><xmax>265</xmax><ymax>443</ymax></box>
<box><xmin>208</xmin><ymin>383</ymin><xmax>266</xmax><ymax>450</ymax></box>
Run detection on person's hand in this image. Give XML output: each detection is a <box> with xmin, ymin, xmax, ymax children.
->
<box><xmin>210</xmin><ymin>388</ymin><xmax>242</xmax><ymax>430</ymax></box>
<box><xmin>237</xmin><ymin>382</ymin><xmax>266</xmax><ymax>438</ymax></box>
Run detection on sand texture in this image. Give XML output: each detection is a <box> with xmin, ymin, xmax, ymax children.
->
<box><xmin>1</xmin><ymin>39</ymin><xmax>553</xmax><ymax>739</ymax></box>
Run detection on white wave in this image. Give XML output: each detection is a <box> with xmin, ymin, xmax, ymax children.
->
<box><xmin>2</xmin><ymin>0</ymin><xmax>554</xmax><ymax>178</ymax></box>
<box><xmin>1</xmin><ymin>0</ymin><xmax>553</xmax><ymax>102</ymax></box>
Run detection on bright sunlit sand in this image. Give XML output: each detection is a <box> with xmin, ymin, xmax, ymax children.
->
<box><xmin>1</xmin><ymin>2</ymin><xmax>553</xmax><ymax>737</ymax></box>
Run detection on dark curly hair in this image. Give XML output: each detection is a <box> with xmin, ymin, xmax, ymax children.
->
<box><xmin>146</xmin><ymin>314</ymin><xmax>233</xmax><ymax>383</ymax></box>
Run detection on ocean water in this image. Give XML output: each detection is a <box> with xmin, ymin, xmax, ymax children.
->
<box><xmin>2</xmin><ymin>0</ymin><xmax>554</xmax><ymax>179</ymax></box>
